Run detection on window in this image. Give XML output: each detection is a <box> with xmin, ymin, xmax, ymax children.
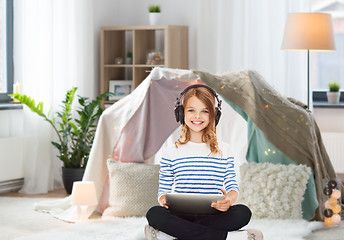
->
<box><xmin>311</xmin><ymin>0</ymin><xmax>344</xmax><ymax>91</ymax></box>
<box><xmin>0</xmin><ymin>0</ymin><xmax>13</xmax><ymax>103</ymax></box>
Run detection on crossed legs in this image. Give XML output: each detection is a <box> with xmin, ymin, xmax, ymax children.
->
<box><xmin>146</xmin><ymin>204</ymin><xmax>252</xmax><ymax>240</ymax></box>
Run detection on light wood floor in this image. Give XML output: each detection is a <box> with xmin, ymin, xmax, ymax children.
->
<box><xmin>0</xmin><ymin>188</ymin><xmax>69</xmax><ymax>198</ymax></box>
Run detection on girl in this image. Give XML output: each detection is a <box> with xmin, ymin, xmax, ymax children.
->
<box><xmin>145</xmin><ymin>84</ymin><xmax>262</xmax><ymax>240</ymax></box>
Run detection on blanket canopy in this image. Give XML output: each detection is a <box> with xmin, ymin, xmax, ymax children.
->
<box><xmin>38</xmin><ymin>67</ymin><xmax>341</xmax><ymax>222</ymax></box>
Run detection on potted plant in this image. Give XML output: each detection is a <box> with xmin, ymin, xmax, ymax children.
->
<box><xmin>148</xmin><ymin>5</ymin><xmax>161</xmax><ymax>25</ymax></box>
<box><xmin>11</xmin><ymin>87</ymin><xmax>112</xmax><ymax>194</ymax></box>
<box><xmin>327</xmin><ymin>82</ymin><xmax>341</xmax><ymax>104</ymax></box>
<box><xmin>126</xmin><ymin>51</ymin><xmax>133</xmax><ymax>64</ymax></box>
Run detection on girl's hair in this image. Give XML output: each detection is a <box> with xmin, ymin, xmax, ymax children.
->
<box><xmin>175</xmin><ymin>86</ymin><xmax>220</xmax><ymax>154</ymax></box>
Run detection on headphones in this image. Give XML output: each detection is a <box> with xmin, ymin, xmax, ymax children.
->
<box><xmin>174</xmin><ymin>84</ymin><xmax>222</xmax><ymax>126</ymax></box>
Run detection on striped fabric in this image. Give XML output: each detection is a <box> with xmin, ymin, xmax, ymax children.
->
<box><xmin>158</xmin><ymin>141</ymin><xmax>239</xmax><ymax>200</ymax></box>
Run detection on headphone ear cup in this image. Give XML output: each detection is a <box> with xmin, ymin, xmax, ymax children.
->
<box><xmin>215</xmin><ymin>108</ymin><xmax>222</xmax><ymax>126</ymax></box>
<box><xmin>178</xmin><ymin>105</ymin><xmax>185</xmax><ymax>124</ymax></box>
<box><xmin>174</xmin><ymin>105</ymin><xmax>184</xmax><ymax>123</ymax></box>
<box><xmin>174</xmin><ymin>107</ymin><xmax>180</xmax><ymax>122</ymax></box>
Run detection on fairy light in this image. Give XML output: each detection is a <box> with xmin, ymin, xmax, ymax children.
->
<box><xmin>332</xmin><ymin>214</ymin><xmax>341</xmax><ymax>224</ymax></box>
<box><xmin>332</xmin><ymin>204</ymin><xmax>341</xmax><ymax>214</ymax></box>
<box><xmin>324</xmin><ymin>200</ymin><xmax>331</xmax><ymax>208</ymax></box>
<box><xmin>323</xmin><ymin>179</ymin><xmax>342</xmax><ymax>227</ymax></box>
<box><xmin>331</xmin><ymin>189</ymin><xmax>341</xmax><ymax>199</ymax></box>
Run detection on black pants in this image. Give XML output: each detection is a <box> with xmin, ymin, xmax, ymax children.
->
<box><xmin>146</xmin><ymin>204</ymin><xmax>252</xmax><ymax>240</ymax></box>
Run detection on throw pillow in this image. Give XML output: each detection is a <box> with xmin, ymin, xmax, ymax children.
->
<box><xmin>103</xmin><ymin>158</ymin><xmax>160</xmax><ymax>217</ymax></box>
<box><xmin>238</xmin><ymin>162</ymin><xmax>311</xmax><ymax>219</ymax></box>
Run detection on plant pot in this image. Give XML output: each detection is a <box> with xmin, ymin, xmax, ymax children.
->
<box><xmin>326</xmin><ymin>92</ymin><xmax>341</xmax><ymax>104</ymax></box>
<box><xmin>62</xmin><ymin>167</ymin><xmax>85</xmax><ymax>194</ymax></box>
<box><xmin>149</xmin><ymin>13</ymin><xmax>161</xmax><ymax>25</ymax></box>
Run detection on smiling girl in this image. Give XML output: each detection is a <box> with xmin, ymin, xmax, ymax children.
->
<box><xmin>145</xmin><ymin>84</ymin><xmax>262</xmax><ymax>240</ymax></box>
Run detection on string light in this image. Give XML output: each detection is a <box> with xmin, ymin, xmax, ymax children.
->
<box><xmin>331</xmin><ymin>189</ymin><xmax>341</xmax><ymax>199</ymax></box>
<box><xmin>324</xmin><ymin>217</ymin><xmax>333</xmax><ymax>226</ymax></box>
<box><xmin>332</xmin><ymin>214</ymin><xmax>341</xmax><ymax>224</ymax></box>
<box><xmin>332</xmin><ymin>204</ymin><xmax>341</xmax><ymax>214</ymax></box>
<box><xmin>322</xmin><ymin>179</ymin><xmax>342</xmax><ymax>227</ymax></box>
<box><xmin>324</xmin><ymin>200</ymin><xmax>331</xmax><ymax>209</ymax></box>
<box><xmin>329</xmin><ymin>197</ymin><xmax>337</xmax><ymax>206</ymax></box>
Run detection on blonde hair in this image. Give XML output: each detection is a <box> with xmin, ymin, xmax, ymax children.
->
<box><xmin>175</xmin><ymin>86</ymin><xmax>221</xmax><ymax>154</ymax></box>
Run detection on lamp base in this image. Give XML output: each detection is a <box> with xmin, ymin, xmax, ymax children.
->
<box><xmin>78</xmin><ymin>205</ymin><xmax>89</xmax><ymax>222</ymax></box>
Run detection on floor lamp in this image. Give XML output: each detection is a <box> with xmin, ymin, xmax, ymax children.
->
<box><xmin>281</xmin><ymin>13</ymin><xmax>335</xmax><ymax>109</ymax></box>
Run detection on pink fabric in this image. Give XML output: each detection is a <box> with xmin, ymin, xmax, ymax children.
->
<box><xmin>112</xmin><ymin>79</ymin><xmax>190</xmax><ymax>163</ymax></box>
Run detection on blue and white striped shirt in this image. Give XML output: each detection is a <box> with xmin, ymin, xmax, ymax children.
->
<box><xmin>158</xmin><ymin>141</ymin><xmax>239</xmax><ymax>200</ymax></box>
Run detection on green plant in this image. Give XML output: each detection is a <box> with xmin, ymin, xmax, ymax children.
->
<box><xmin>127</xmin><ymin>51</ymin><xmax>133</xmax><ymax>58</ymax></box>
<box><xmin>328</xmin><ymin>82</ymin><xmax>340</xmax><ymax>92</ymax></box>
<box><xmin>148</xmin><ymin>5</ymin><xmax>160</xmax><ymax>13</ymax></box>
<box><xmin>10</xmin><ymin>87</ymin><xmax>112</xmax><ymax>168</ymax></box>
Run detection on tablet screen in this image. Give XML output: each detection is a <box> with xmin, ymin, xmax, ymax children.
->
<box><xmin>166</xmin><ymin>193</ymin><xmax>225</xmax><ymax>215</ymax></box>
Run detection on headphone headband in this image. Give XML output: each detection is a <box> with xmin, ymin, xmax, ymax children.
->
<box><xmin>176</xmin><ymin>84</ymin><xmax>222</xmax><ymax>108</ymax></box>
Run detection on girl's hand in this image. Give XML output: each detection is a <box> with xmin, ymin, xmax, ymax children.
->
<box><xmin>159</xmin><ymin>195</ymin><xmax>169</xmax><ymax>209</ymax></box>
<box><xmin>211</xmin><ymin>189</ymin><xmax>237</xmax><ymax>212</ymax></box>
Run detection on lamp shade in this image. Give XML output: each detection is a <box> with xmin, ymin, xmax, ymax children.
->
<box><xmin>71</xmin><ymin>181</ymin><xmax>98</xmax><ymax>206</ymax></box>
<box><xmin>281</xmin><ymin>13</ymin><xmax>335</xmax><ymax>51</ymax></box>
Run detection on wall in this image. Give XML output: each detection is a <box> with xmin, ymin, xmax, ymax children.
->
<box><xmin>93</xmin><ymin>0</ymin><xmax>121</xmax><ymax>96</ymax></box>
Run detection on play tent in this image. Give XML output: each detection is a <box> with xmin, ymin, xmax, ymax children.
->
<box><xmin>36</xmin><ymin>67</ymin><xmax>340</xmax><ymax>222</ymax></box>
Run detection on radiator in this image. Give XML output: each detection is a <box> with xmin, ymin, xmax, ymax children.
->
<box><xmin>0</xmin><ymin>137</ymin><xmax>25</xmax><ymax>193</ymax></box>
<box><xmin>321</xmin><ymin>132</ymin><xmax>344</xmax><ymax>174</ymax></box>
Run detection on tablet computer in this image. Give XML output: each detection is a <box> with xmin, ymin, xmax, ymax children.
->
<box><xmin>165</xmin><ymin>193</ymin><xmax>225</xmax><ymax>215</ymax></box>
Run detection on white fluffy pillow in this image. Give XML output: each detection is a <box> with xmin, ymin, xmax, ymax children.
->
<box><xmin>238</xmin><ymin>162</ymin><xmax>311</xmax><ymax>219</ymax></box>
<box><xmin>103</xmin><ymin>158</ymin><xmax>160</xmax><ymax>217</ymax></box>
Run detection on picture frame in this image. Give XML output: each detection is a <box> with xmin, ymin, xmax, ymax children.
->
<box><xmin>108</xmin><ymin>80</ymin><xmax>133</xmax><ymax>100</ymax></box>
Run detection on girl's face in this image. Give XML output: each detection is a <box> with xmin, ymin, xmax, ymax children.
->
<box><xmin>184</xmin><ymin>96</ymin><xmax>210</xmax><ymax>135</ymax></box>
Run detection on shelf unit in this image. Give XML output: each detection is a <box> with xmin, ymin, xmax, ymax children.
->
<box><xmin>100</xmin><ymin>25</ymin><xmax>189</xmax><ymax>106</ymax></box>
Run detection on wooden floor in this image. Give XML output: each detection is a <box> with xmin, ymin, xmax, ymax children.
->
<box><xmin>0</xmin><ymin>188</ymin><xmax>69</xmax><ymax>198</ymax></box>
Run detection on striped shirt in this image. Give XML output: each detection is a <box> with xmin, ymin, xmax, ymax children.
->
<box><xmin>158</xmin><ymin>141</ymin><xmax>239</xmax><ymax>200</ymax></box>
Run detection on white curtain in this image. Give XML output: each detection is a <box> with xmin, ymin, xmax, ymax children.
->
<box><xmin>13</xmin><ymin>0</ymin><xmax>96</xmax><ymax>193</ymax></box>
<box><xmin>197</xmin><ymin>0</ymin><xmax>311</xmax><ymax>102</ymax></box>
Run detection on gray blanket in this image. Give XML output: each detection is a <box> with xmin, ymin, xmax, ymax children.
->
<box><xmin>195</xmin><ymin>69</ymin><xmax>342</xmax><ymax>221</ymax></box>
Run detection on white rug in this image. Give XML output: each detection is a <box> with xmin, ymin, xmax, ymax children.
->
<box><xmin>14</xmin><ymin>217</ymin><xmax>322</xmax><ymax>240</ymax></box>
<box><xmin>0</xmin><ymin>197</ymin><xmax>323</xmax><ymax>240</ymax></box>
